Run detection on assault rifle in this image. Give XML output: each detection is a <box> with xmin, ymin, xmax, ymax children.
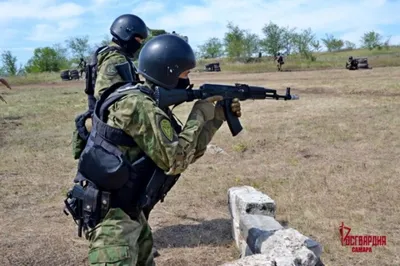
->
<box><xmin>154</xmin><ymin>83</ymin><xmax>299</xmax><ymax>136</ymax></box>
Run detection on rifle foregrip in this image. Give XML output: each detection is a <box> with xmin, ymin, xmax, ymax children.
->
<box><xmin>222</xmin><ymin>99</ymin><xmax>242</xmax><ymax>136</ymax></box>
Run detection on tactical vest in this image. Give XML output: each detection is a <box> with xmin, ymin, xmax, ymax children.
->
<box><xmin>72</xmin><ymin>45</ymin><xmax>139</xmax><ymax>160</ymax></box>
<box><xmin>85</xmin><ymin>45</ymin><xmax>139</xmax><ymax>112</ymax></box>
<box><xmin>66</xmin><ymin>83</ymin><xmax>182</xmax><ymax>237</ymax></box>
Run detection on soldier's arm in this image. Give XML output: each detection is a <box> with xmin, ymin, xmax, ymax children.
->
<box><xmin>94</xmin><ymin>53</ymin><xmax>128</xmax><ymax>99</ymax></box>
<box><xmin>112</xmin><ymin>93</ymin><xmax>208</xmax><ymax>175</ymax></box>
<box><xmin>191</xmin><ymin>98</ymin><xmax>240</xmax><ymax>160</ymax></box>
<box><xmin>191</xmin><ymin>119</ymin><xmax>223</xmax><ymax>162</ymax></box>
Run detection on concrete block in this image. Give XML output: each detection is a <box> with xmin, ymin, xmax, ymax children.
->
<box><xmin>228</xmin><ymin>186</ymin><xmax>276</xmax><ymax>224</ymax></box>
<box><xmin>221</xmin><ymin>254</ymin><xmax>274</xmax><ymax>266</ymax></box>
<box><xmin>222</xmin><ymin>250</ymin><xmax>319</xmax><ymax>266</ymax></box>
<box><xmin>226</xmin><ymin>186</ymin><xmax>323</xmax><ymax>266</ymax></box>
<box><xmin>239</xmin><ymin>239</ymin><xmax>253</xmax><ymax>258</ymax></box>
<box><xmin>258</xmin><ymin>228</ymin><xmax>321</xmax><ymax>265</ymax></box>
<box><xmin>239</xmin><ymin>214</ymin><xmax>283</xmax><ymax>254</ymax></box>
<box><xmin>304</xmin><ymin>239</ymin><xmax>323</xmax><ymax>258</ymax></box>
<box><xmin>232</xmin><ymin>220</ymin><xmax>241</xmax><ymax>248</ymax></box>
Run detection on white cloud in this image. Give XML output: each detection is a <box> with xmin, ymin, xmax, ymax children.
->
<box><xmin>2</xmin><ymin>0</ymin><xmax>400</xmax><ymax>64</ymax></box>
<box><xmin>143</xmin><ymin>0</ymin><xmax>400</xmax><ymax>48</ymax></box>
<box><xmin>132</xmin><ymin>1</ymin><xmax>166</xmax><ymax>15</ymax></box>
<box><xmin>0</xmin><ymin>47</ymin><xmax>35</xmax><ymax>52</ymax></box>
<box><xmin>27</xmin><ymin>19</ymin><xmax>83</xmax><ymax>42</ymax></box>
<box><xmin>0</xmin><ymin>0</ymin><xmax>85</xmax><ymax>23</ymax></box>
<box><xmin>387</xmin><ymin>35</ymin><xmax>400</xmax><ymax>45</ymax></box>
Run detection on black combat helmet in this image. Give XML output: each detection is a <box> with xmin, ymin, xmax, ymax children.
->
<box><xmin>137</xmin><ymin>34</ymin><xmax>196</xmax><ymax>89</ymax></box>
<box><xmin>110</xmin><ymin>14</ymin><xmax>148</xmax><ymax>55</ymax></box>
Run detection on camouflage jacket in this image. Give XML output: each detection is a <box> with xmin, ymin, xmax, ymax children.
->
<box><xmin>94</xmin><ymin>42</ymin><xmax>138</xmax><ymax>100</ymax></box>
<box><xmin>105</xmin><ymin>82</ymin><xmax>224</xmax><ymax>175</ymax></box>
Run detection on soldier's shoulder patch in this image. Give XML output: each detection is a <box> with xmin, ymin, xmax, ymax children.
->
<box><xmin>159</xmin><ymin>118</ymin><xmax>174</xmax><ymax>142</ymax></box>
<box><xmin>105</xmin><ymin>63</ymin><xmax>117</xmax><ymax>76</ymax></box>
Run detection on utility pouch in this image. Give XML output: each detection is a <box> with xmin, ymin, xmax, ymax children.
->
<box><xmin>63</xmin><ymin>181</ymin><xmax>111</xmax><ymax>238</ymax></box>
<box><xmin>72</xmin><ymin>129</ymin><xmax>86</xmax><ymax>160</ymax></box>
<box><xmin>78</xmin><ymin>142</ymin><xmax>130</xmax><ymax>191</ymax></box>
<box><xmin>72</xmin><ymin>110</ymin><xmax>93</xmax><ymax>160</ymax></box>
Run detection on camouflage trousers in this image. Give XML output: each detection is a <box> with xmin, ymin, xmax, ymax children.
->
<box><xmin>87</xmin><ymin>208</ymin><xmax>155</xmax><ymax>266</ymax></box>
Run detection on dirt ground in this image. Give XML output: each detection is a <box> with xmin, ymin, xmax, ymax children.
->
<box><xmin>1</xmin><ymin>67</ymin><xmax>399</xmax><ymax>266</ymax></box>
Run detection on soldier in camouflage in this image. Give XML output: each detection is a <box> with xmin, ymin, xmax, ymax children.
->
<box><xmin>78</xmin><ymin>58</ymin><xmax>87</xmax><ymax>79</ymax></box>
<box><xmin>86</xmin><ymin>34</ymin><xmax>241</xmax><ymax>265</ymax></box>
<box><xmin>94</xmin><ymin>14</ymin><xmax>148</xmax><ymax>100</ymax></box>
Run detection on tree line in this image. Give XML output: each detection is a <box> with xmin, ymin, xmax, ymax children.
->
<box><xmin>0</xmin><ymin>21</ymin><xmax>392</xmax><ymax>76</ymax></box>
<box><xmin>0</xmin><ymin>28</ymin><xmax>173</xmax><ymax>76</ymax></box>
<box><xmin>197</xmin><ymin>22</ymin><xmax>392</xmax><ymax>61</ymax></box>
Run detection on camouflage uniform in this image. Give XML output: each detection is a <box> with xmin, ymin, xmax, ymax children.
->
<box><xmin>276</xmin><ymin>55</ymin><xmax>284</xmax><ymax>71</ymax></box>
<box><xmin>94</xmin><ymin>41</ymin><xmax>138</xmax><ymax>100</ymax></box>
<box><xmin>87</xmin><ymin>82</ymin><xmax>224</xmax><ymax>265</ymax></box>
<box><xmin>78</xmin><ymin>59</ymin><xmax>86</xmax><ymax>78</ymax></box>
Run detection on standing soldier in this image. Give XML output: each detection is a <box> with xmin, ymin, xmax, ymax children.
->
<box><xmin>85</xmin><ymin>14</ymin><xmax>149</xmax><ymax>112</ymax></box>
<box><xmin>65</xmin><ymin>34</ymin><xmax>241</xmax><ymax>266</ymax></box>
<box><xmin>275</xmin><ymin>53</ymin><xmax>285</xmax><ymax>71</ymax></box>
<box><xmin>78</xmin><ymin>58</ymin><xmax>87</xmax><ymax>79</ymax></box>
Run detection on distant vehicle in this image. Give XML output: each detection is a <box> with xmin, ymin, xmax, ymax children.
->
<box><xmin>355</xmin><ymin>57</ymin><xmax>371</xmax><ymax>69</ymax></box>
<box><xmin>60</xmin><ymin>69</ymin><xmax>80</xmax><ymax>81</ymax></box>
<box><xmin>346</xmin><ymin>57</ymin><xmax>371</xmax><ymax>70</ymax></box>
<box><xmin>204</xmin><ymin>62</ymin><xmax>221</xmax><ymax>72</ymax></box>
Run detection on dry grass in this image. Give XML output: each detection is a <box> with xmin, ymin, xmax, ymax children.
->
<box><xmin>1</xmin><ymin>67</ymin><xmax>400</xmax><ymax>266</ymax></box>
<box><xmin>197</xmin><ymin>46</ymin><xmax>400</xmax><ymax>73</ymax></box>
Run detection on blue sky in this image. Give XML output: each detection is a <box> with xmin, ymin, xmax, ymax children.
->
<box><xmin>1</xmin><ymin>0</ymin><xmax>400</xmax><ymax>66</ymax></box>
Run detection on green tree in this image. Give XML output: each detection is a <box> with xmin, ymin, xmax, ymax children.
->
<box><xmin>100</xmin><ymin>34</ymin><xmax>112</xmax><ymax>46</ymax></box>
<box><xmin>344</xmin><ymin>40</ymin><xmax>356</xmax><ymax>50</ymax></box>
<box><xmin>223</xmin><ymin>22</ymin><xmax>246</xmax><ymax>59</ymax></box>
<box><xmin>292</xmin><ymin>28</ymin><xmax>317</xmax><ymax>60</ymax></box>
<box><xmin>52</xmin><ymin>43</ymin><xmax>70</xmax><ymax>66</ymax></box>
<box><xmin>383</xmin><ymin>36</ymin><xmax>391</xmax><ymax>50</ymax></box>
<box><xmin>25</xmin><ymin>47</ymin><xmax>67</xmax><ymax>73</ymax></box>
<box><xmin>1</xmin><ymin>50</ymin><xmax>17</xmax><ymax>76</ymax></box>
<box><xmin>132</xmin><ymin>28</ymin><xmax>167</xmax><ymax>60</ymax></box>
<box><xmin>311</xmin><ymin>40</ymin><xmax>322</xmax><ymax>52</ymax></box>
<box><xmin>243</xmin><ymin>31</ymin><xmax>260</xmax><ymax>58</ymax></box>
<box><xmin>260</xmin><ymin>22</ymin><xmax>286</xmax><ymax>56</ymax></box>
<box><xmin>281</xmin><ymin>26</ymin><xmax>297</xmax><ymax>54</ymax></box>
<box><xmin>321</xmin><ymin>34</ymin><xmax>344</xmax><ymax>52</ymax></box>
<box><xmin>150</xmin><ymin>29</ymin><xmax>167</xmax><ymax>36</ymax></box>
<box><xmin>361</xmin><ymin>31</ymin><xmax>383</xmax><ymax>50</ymax></box>
<box><xmin>66</xmin><ymin>35</ymin><xmax>90</xmax><ymax>59</ymax></box>
<box><xmin>198</xmin><ymin>37</ymin><xmax>224</xmax><ymax>58</ymax></box>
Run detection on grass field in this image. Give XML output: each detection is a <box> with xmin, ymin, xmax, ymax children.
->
<box><xmin>1</xmin><ymin>66</ymin><xmax>400</xmax><ymax>266</ymax></box>
<box><xmin>198</xmin><ymin>46</ymin><xmax>400</xmax><ymax>73</ymax></box>
<box><xmin>4</xmin><ymin>46</ymin><xmax>400</xmax><ymax>87</ymax></box>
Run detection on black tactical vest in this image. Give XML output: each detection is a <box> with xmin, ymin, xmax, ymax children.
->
<box><xmin>75</xmin><ymin>83</ymin><xmax>182</xmax><ymax>218</ymax></box>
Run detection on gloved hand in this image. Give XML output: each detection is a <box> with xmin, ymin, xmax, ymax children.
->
<box><xmin>191</xmin><ymin>95</ymin><xmax>223</xmax><ymax>121</ymax></box>
<box><xmin>215</xmin><ymin>98</ymin><xmax>241</xmax><ymax>121</ymax></box>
